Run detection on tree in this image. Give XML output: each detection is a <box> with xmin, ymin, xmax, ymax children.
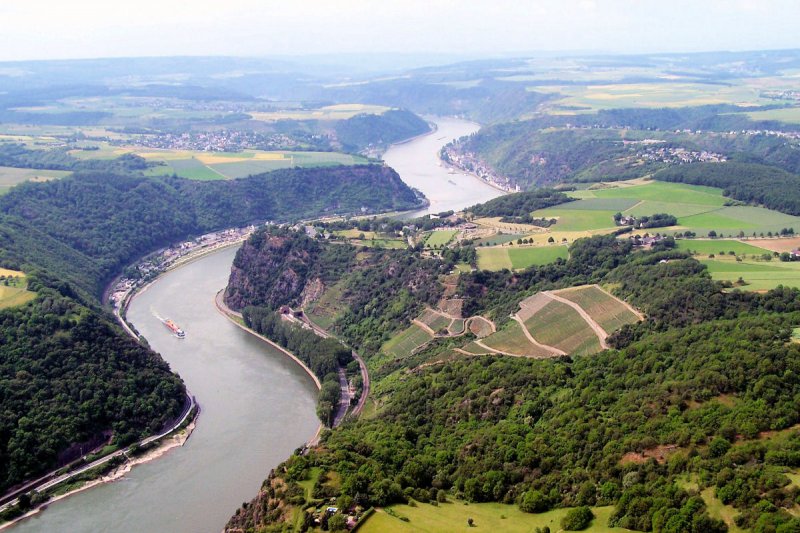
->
<box><xmin>467</xmin><ymin>518</ymin><xmax>474</xmax><ymax>527</ymax></box>
<box><xmin>328</xmin><ymin>513</ymin><xmax>347</xmax><ymax>531</ymax></box>
<box><xmin>548</xmin><ymin>236</ymin><xmax>555</xmax><ymax>243</ymax></box>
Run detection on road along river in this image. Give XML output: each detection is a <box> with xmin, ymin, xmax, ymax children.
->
<box><xmin>10</xmin><ymin>246</ymin><xmax>320</xmax><ymax>533</ymax></box>
<box><xmin>383</xmin><ymin>116</ymin><xmax>505</xmax><ymax>217</ymax></box>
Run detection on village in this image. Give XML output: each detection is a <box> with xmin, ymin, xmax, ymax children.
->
<box><xmin>108</xmin><ymin>225</ymin><xmax>256</xmax><ymax>310</ymax></box>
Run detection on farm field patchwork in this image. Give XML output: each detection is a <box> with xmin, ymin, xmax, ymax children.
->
<box><xmin>248</xmin><ymin>103</ymin><xmax>390</xmax><ymax>122</ymax></box>
<box><xmin>359</xmin><ymin>501</ymin><xmax>634</xmax><ymax>533</ymax></box>
<box><xmin>551</xmin><ymin>180</ymin><xmax>800</xmax><ymax>237</ymax></box>
<box><xmin>534</xmin><ymin>82</ymin><xmax>768</xmax><ymax>113</ymax></box>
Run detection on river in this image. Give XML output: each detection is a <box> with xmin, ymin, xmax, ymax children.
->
<box><xmin>383</xmin><ymin>116</ymin><xmax>504</xmax><ymax>217</ymax></box>
<box><xmin>11</xmin><ymin>247</ymin><xmax>320</xmax><ymax>533</ymax></box>
<box><xmin>11</xmin><ymin>117</ymin><xmax>497</xmax><ymax>533</ymax></box>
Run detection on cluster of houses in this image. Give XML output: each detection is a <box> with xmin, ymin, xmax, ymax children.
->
<box><xmin>110</xmin><ymin>130</ymin><xmax>317</xmax><ymax>152</ymax></box>
<box><xmin>440</xmin><ymin>143</ymin><xmax>521</xmax><ymax>192</ymax></box>
<box><xmin>109</xmin><ymin>226</ymin><xmax>255</xmax><ymax>309</ymax></box>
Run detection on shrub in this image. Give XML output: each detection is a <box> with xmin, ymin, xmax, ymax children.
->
<box><xmin>561</xmin><ymin>506</ymin><xmax>594</xmax><ymax>531</ymax></box>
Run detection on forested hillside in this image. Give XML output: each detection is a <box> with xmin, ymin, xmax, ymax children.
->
<box><xmin>334</xmin><ymin>109</ymin><xmax>430</xmax><ymax>152</ymax></box>
<box><xmin>0</xmin><ymin>285</ymin><xmax>186</xmax><ymax>494</ymax></box>
<box><xmin>0</xmin><ymin>165</ymin><xmax>421</xmax><ymax>298</ymax></box>
<box><xmin>226</xmin><ymin>230</ymin><xmax>800</xmax><ymax>532</ymax></box>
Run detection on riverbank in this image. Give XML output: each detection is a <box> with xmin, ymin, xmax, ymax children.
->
<box><xmin>213</xmin><ymin>290</ymin><xmax>325</xmax><ymax>446</ymax></box>
<box><xmin>0</xmin><ymin>400</ymin><xmax>198</xmax><ymax>531</ymax></box>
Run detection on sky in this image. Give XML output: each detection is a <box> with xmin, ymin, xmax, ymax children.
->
<box><xmin>0</xmin><ymin>0</ymin><xmax>798</xmax><ymax>62</ymax></box>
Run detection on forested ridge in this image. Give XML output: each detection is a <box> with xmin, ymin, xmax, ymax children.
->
<box><xmin>226</xmin><ymin>230</ymin><xmax>800</xmax><ymax>532</ymax></box>
<box><xmin>334</xmin><ymin>109</ymin><xmax>430</xmax><ymax>152</ymax></box>
<box><xmin>0</xmin><ymin>164</ymin><xmax>421</xmax><ymax>299</ymax></box>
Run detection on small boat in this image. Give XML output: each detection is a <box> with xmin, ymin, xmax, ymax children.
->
<box><xmin>164</xmin><ymin>319</ymin><xmax>185</xmax><ymax>338</ymax></box>
<box><xmin>448</xmin><ymin>179</ymin><xmax>457</xmax><ymax>185</ymax></box>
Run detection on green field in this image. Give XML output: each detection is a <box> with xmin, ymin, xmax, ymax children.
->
<box><xmin>675</xmin><ymin>239</ymin><xmax>771</xmax><ymax>256</ymax></box>
<box><xmin>555</xmin><ymin>285</ymin><xmax>640</xmax><ymax>333</ymax></box>
<box><xmin>359</xmin><ymin>500</ymin><xmax>633</xmax><ymax>533</ymax></box>
<box><xmin>249</xmin><ymin>103</ymin><xmax>390</xmax><ymax>122</ymax></box>
<box><xmin>145</xmin><ymin>159</ymin><xmax>224</xmax><ymax>180</ymax></box>
<box><xmin>508</xmin><ymin>246</ymin><xmax>569</xmax><ymax>269</ymax></box>
<box><xmin>0</xmin><ymin>166</ymin><xmax>71</xmax><ymax>193</ymax></box>
<box><xmin>477</xmin><ymin>245</ymin><xmax>568</xmax><ymax>271</ymax></box>
<box><xmin>524</xmin><ymin>299</ymin><xmax>602</xmax><ymax>355</ymax></box>
<box><xmin>535</xmin><ymin>82</ymin><xmax>768</xmax><ymax>113</ymax></box>
<box><xmin>740</xmin><ymin>106</ymin><xmax>800</xmax><ymax>124</ymax></box>
<box><xmin>701</xmin><ymin>257</ymin><xmax>800</xmax><ymax>291</ymax></box>
<box><xmin>533</xmin><ymin>208</ymin><xmax>618</xmax><ymax>231</ymax></box>
<box><xmin>143</xmin><ymin>150</ymin><xmax>369</xmax><ymax>180</ymax></box>
<box><xmin>382</xmin><ymin>324</ymin><xmax>434</xmax><ymax>359</ymax></box>
<box><xmin>480</xmin><ymin>321</ymin><xmax>552</xmax><ymax>357</ymax></box>
<box><xmin>425</xmin><ymin>230</ymin><xmax>458</xmax><ymax>248</ymax></box>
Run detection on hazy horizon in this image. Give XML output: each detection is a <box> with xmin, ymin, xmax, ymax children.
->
<box><xmin>1</xmin><ymin>0</ymin><xmax>799</xmax><ymax>63</ymax></box>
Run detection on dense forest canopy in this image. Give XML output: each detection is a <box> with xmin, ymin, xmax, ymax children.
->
<box><xmin>0</xmin><ymin>165</ymin><xmax>421</xmax><ymax>298</ymax></box>
<box><xmin>0</xmin><ymin>285</ymin><xmax>186</xmax><ymax>494</ymax></box>
<box><xmin>334</xmin><ymin>109</ymin><xmax>431</xmax><ymax>152</ymax></box>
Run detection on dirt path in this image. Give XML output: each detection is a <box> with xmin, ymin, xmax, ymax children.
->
<box><xmin>511</xmin><ymin>314</ymin><xmax>567</xmax><ymax>356</ymax></box>
<box><xmin>412</xmin><ymin>318</ymin><xmax>436</xmax><ymax>335</ymax></box>
<box><xmin>474</xmin><ymin>340</ymin><xmax>557</xmax><ymax>359</ymax></box>
<box><xmin>543</xmin><ymin>291</ymin><xmax>609</xmax><ymax>349</ymax></box>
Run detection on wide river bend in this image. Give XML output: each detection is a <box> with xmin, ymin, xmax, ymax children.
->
<box><xmin>12</xmin><ymin>117</ymin><xmax>501</xmax><ymax>532</ymax></box>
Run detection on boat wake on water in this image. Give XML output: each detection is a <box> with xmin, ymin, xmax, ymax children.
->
<box><xmin>151</xmin><ymin>307</ymin><xmax>185</xmax><ymax>338</ymax></box>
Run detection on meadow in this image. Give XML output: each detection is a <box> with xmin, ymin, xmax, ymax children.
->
<box><xmin>424</xmin><ymin>230</ymin><xmax>458</xmax><ymax>248</ymax></box>
<box><xmin>0</xmin><ymin>270</ymin><xmax>36</xmax><ymax>310</ymax></box>
<box><xmin>359</xmin><ymin>500</ymin><xmax>634</xmax><ymax>533</ymax></box>
<box><xmin>701</xmin><ymin>257</ymin><xmax>800</xmax><ymax>291</ymax></box>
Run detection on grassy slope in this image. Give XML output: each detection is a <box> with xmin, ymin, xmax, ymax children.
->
<box><xmin>360</xmin><ymin>501</ymin><xmax>633</xmax><ymax>533</ymax></box>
